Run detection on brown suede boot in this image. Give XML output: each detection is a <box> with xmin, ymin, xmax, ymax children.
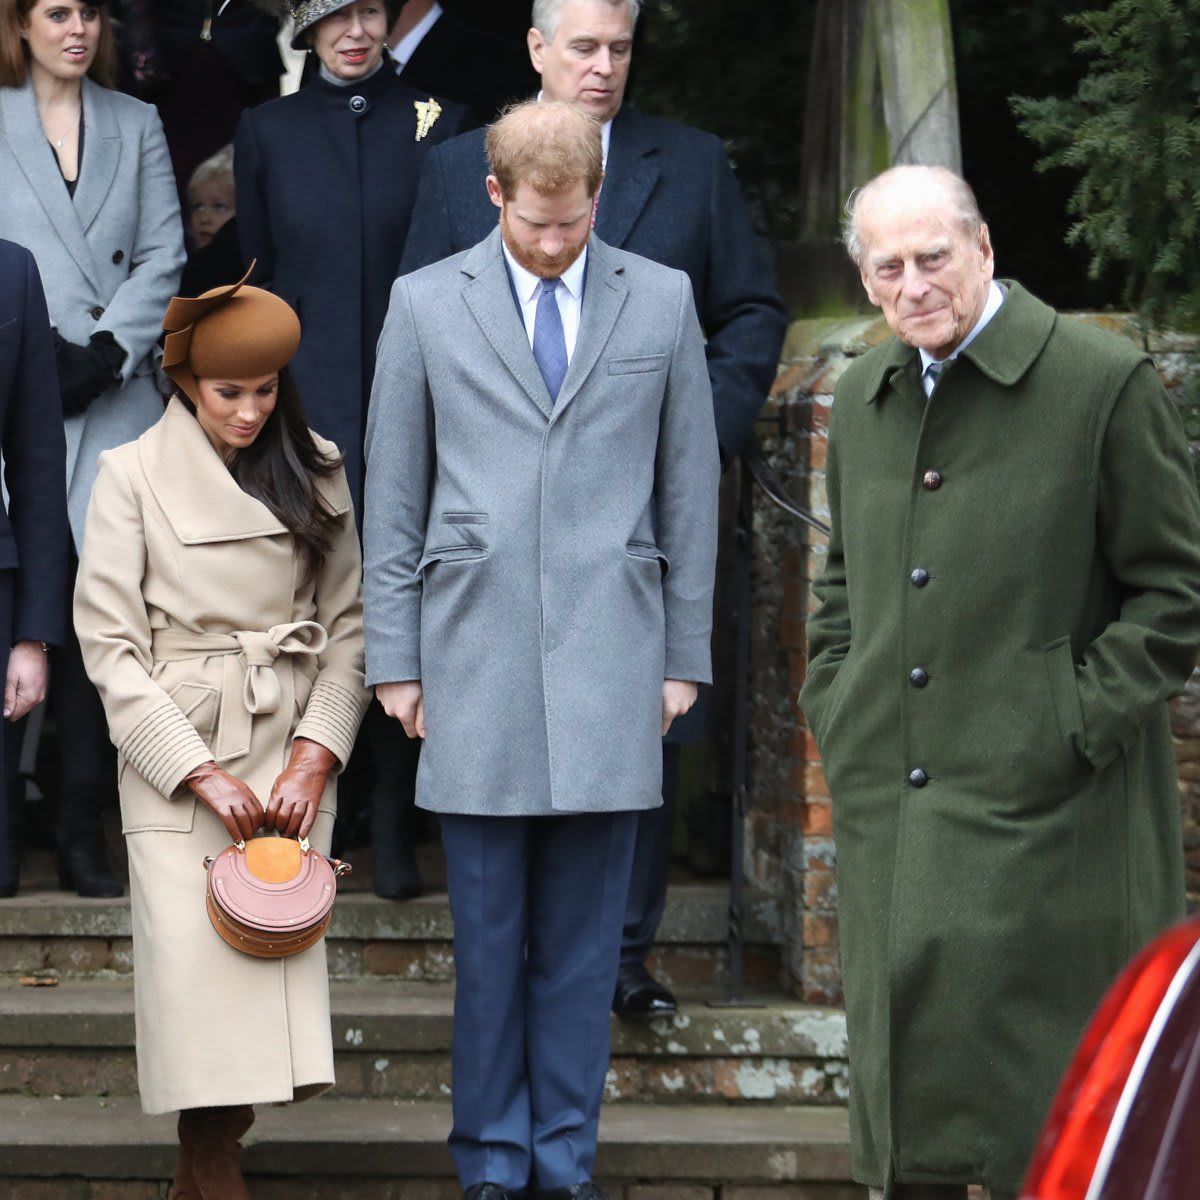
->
<box><xmin>169</xmin><ymin>1110</ymin><xmax>203</xmax><ymax>1199</ymax></box>
<box><xmin>189</xmin><ymin>1104</ymin><xmax>255</xmax><ymax>1199</ymax></box>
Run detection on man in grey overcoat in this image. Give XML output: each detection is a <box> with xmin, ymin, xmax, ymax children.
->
<box><xmin>363</xmin><ymin>101</ymin><xmax>719</xmax><ymax>1200</ymax></box>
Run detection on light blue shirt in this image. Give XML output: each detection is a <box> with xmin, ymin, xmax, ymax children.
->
<box><xmin>919</xmin><ymin>281</ymin><xmax>1006</xmax><ymax>396</ymax></box>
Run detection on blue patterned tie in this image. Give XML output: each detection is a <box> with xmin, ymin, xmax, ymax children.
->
<box><xmin>533</xmin><ymin>278</ymin><xmax>568</xmax><ymax>404</ymax></box>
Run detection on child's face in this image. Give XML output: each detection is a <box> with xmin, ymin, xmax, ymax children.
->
<box><xmin>189</xmin><ymin>178</ymin><xmax>236</xmax><ymax>249</ymax></box>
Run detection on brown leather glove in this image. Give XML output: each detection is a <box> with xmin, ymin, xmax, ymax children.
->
<box><xmin>264</xmin><ymin>738</ymin><xmax>337</xmax><ymax>840</ymax></box>
<box><xmin>184</xmin><ymin>761</ymin><xmax>265</xmax><ymax>843</ymax></box>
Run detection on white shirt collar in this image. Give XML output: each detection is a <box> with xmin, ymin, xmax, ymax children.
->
<box><xmin>536</xmin><ymin>89</ymin><xmax>613</xmax><ymax>167</ymax></box>
<box><xmin>389</xmin><ymin>1</ymin><xmax>443</xmax><ymax>70</ymax></box>
<box><xmin>502</xmin><ymin>241</ymin><xmax>588</xmax><ymax>305</ymax></box>
<box><xmin>919</xmin><ymin>281</ymin><xmax>1006</xmax><ymax>378</ymax></box>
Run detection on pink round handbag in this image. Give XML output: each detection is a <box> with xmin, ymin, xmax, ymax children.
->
<box><xmin>203</xmin><ymin>835</ymin><xmax>351</xmax><ymax>959</ymax></box>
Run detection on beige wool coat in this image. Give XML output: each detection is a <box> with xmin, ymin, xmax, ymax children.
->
<box><xmin>74</xmin><ymin>398</ymin><xmax>370</xmax><ymax>1115</ymax></box>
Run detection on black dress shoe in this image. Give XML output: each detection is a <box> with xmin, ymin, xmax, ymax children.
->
<box><xmin>464</xmin><ymin>1184</ymin><xmax>518</xmax><ymax>1200</ymax></box>
<box><xmin>612</xmin><ymin>962</ymin><xmax>677</xmax><ymax>1021</ymax></box>
<box><xmin>535</xmin><ymin>1184</ymin><xmax>608</xmax><ymax>1200</ymax></box>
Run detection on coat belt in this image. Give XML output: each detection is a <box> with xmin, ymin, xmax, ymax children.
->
<box><xmin>151</xmin><ymin>621</ymin><xmax>328</xmax><ymax>762</ymax></box>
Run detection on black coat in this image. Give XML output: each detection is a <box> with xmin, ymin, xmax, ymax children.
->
<box><xmin>400</xmin><ymin>104</ymin><xmax>789</xmax><ymax>460</ymax></box>
<box><xmin>235</xmin><ymin>67</ymin><xmax>471</xmax><ymax>518</ymax></box>
<box><xmin>396</xmin><ymin>8</ymin><xmax>537</xmax><ymax>127</ymax></box>
<box><xmin>0</xmin><ymin>240</ymin><xmax>69</xmax><ymax>646</ymax></box>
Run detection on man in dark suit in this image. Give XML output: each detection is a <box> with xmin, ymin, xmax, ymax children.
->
<box><xmin>401</xmin><ymin>0</ymin><xmax>789</xmax><ymax>1020</ymax></box>
<box><xmin>0</xmin><ymin>241</ymin><xmax>71</xmax><ymax>895</ymax></box>
<box><xmin>388</xmin><ymin>0</ymin><xmax>538</xmax><ymax>126</ymax></box>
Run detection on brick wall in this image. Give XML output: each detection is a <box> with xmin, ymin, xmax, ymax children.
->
<box><xmin>751</xmin><ymin>315</ymin><xmax>1200</xmax><ymax>1004</ymax></box>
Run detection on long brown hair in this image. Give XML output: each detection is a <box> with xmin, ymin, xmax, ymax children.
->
<box><xmin>0</xmin><ymin>0</ymin><xmax>116</xmax><ymax>89</ymax></box>
<box><xmin>186</xmin><ymin>368</ymin><xmax>346</xmax><ymax>580</ymax></box>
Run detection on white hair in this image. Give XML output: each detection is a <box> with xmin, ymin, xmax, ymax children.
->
<box><xmin>532</xmin><ymin>0</ymin><xmax>641</xmax><ymax>41</ymax></box>
<box><xmin>188</xmin><ymin>143</ymin><xmax>235</xmax><ymax>194</ymax></box>
<box><xmin>843</xmin><ymin>165</ymin><xmax>984</xmax><ymax>268</ymax></box>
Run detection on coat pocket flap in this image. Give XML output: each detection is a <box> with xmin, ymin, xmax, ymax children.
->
<box><xmin>1041</xmin><ymin>636</ymin><xmax>1086</xmax><ymax>745</ymax></box>
<box><xmin>442</xmin><ymin>512</ymin><xmax>489</xmax><ymax>525</ymax></box>
<box><xmin>625</xmin><ymin>540</ymin><xmax>670</xmax><ymax>575</ymax></box>
<box><xmin>608</xmin><ymin>354</ymin><xmax>667</xmax><ymax>375</ymax></box>
<box><xmin>417</xmin><ymin>544</ymin><xmax>489</xmax><ymax>575</ymax></box>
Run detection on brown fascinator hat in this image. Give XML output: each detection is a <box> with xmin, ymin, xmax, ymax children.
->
<box><xmin>162</xmin><ymin>263</ymin><xmax>302</xmax><ymax>405</ymax></box>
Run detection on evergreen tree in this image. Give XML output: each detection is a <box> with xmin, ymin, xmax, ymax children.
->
<box><xmin>1012</xmin><ymin>0</ymin><xmax>1200</xmax><ymax>329</ymax></box>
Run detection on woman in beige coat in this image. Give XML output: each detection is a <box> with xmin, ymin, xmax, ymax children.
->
<box><xmin>74</xmin><ymin>270</ymin><xmax>370</xmax><ymax>1199</ymax></box>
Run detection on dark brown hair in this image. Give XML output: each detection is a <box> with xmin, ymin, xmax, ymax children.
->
<box><xmin>0</xmin><ymin>0</ymin><xmax>116</xmax><ymax>89</ymax></box>
<box><xmin>186</xmin><ymin>368</ymin><xmax>346</xmax><ymax>579</ymax></box>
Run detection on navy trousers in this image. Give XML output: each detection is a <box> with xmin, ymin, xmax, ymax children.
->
<box><xmin>620</xmin><ymin>743</ymin><xmax>679</xmax><ymax>966</ymax></box>
<box><xmin>440</xmin><ymin>810</ymin><xmax>639</xmax><ymax>1192</ymax></box>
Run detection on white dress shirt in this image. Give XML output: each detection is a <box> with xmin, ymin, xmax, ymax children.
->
<box><xmin>388</xmin><ymin>1</ymin><xmax>443</xmax><ymax>71</ymax></box>
<box><xmin>919</xmin><ymin>281</ymin><xmax>1006</xmax><ymax>396</ymax></box>
<box><xmin>502</xmin><ymin>243</ymin><xmax>588</xmax><ymax>364</ymax></box>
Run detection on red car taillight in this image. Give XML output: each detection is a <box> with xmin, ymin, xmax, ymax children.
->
<box><xmin>1021</xmin><ymin>920</ymin><xmax>1200</xmax><ymax>1200</ymax></box>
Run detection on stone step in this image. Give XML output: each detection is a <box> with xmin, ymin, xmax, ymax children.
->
<box><xmin>0</xmin><ymin>884</ymin><xmax>783</xmax><ymax>987</ymax></box>
<box><xmin>0</xmin><ymin>979</ymin><xmax>849</xmax><ymax>1106</ymax></box>
<box><xmin>0</xmin><ymin>1095</ymin><xmax>858</xmax><ymax>1198</ymax></box>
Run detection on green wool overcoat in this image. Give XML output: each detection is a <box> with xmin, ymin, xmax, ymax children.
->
<box><xmin>799</xmin><ymin>282</ymin><xmax>1200</xmax><ymax>1196</ymax></box>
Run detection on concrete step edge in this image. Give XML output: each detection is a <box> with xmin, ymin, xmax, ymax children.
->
<box><xmin>0</xmin><ymin>884</ymin><xmax>783</xmax><ymax>946</ymax></box>
<box><xmin>0</xmin><ymin>1096</ymin><xmax>852</xmax><ymax>1182</ymax></box>
<box><xmin>0</xmin><ymin>979</ymin><xmax>847</xmax><ymax>1059</ymax></box>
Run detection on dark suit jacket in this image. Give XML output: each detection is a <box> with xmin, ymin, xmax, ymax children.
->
<box><xmin>400</xmin><ymin>104</ymin><xmax>789</xmax><ymax>459</ymax></box>
<box><xmin>0</xmin><ymin>240</ymin><xmax>69</xmax><ymax>646</ymax></box>
<box><xmin>235</xmin><ymin>67</ymin><xmax>472</xmax><ymax>520</ymax></box>
<box><xmin>396</xmin><ymin>8</ymin><xmax>538</xmax><ymax>127</ymax></box>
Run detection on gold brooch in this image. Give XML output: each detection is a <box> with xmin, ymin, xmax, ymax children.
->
<box><xmin>414</xmin><ymin>98</ymin><xmax>442</xmax><ymax>142</ymax></box>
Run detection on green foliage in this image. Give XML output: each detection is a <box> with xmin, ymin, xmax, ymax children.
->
<box><xmin>632</xmin><ymin>1</ymin><xmax>811</xmax><ymax>240</ymax></box>
<box><xmin>1011</xmin><ymin>0</ymin><xmax>1200</xmax><ymax>329</ymax></box>
<box><xmin>1181</xmin><ymin>377</ymin><xmax>1200</xmax><ymax>488</ymax></box>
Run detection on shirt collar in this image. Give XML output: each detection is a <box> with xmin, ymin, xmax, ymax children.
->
<box><xmin>389</xmin><ymin>1</ymin><xmax>443</xmax><ymax>69</ymax></box>
<box><xmin>919</xmin><ymin>281</ymin><xmax>1005</xmax><ymax>379</ymax></box>
<box><xmin>536</xmin><ymin>89</ymin><xmax>613</xmax><ymax>167</ymax></box>
<box><xmin>502</xmin><ymin>241</ymin><xmax>588</xmax><ymax>305</ymax></box>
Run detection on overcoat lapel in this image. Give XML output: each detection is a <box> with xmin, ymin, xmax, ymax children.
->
<box><xmin>596</xmin><ymin>107</ymin><xmax>660</xmax><ymax>250</ymax></box>
<box><xmin>73</xmin><ymin>80</ymin><xmax>121</xmax><ymax>235</ymax></box>
<box><xmin>0</xmin><ymin>81</ymin><xmax>100</xmax><ymax>290</ymax></box>
<box><xmin>551</xmin><ymin>238</ymin><xmax>627</xmax><ymax>422</ymax></box>
<box><xmin>461</xmin><ymin>228</ymin><xmax>554</xmax><ymax>420</ymax></box>
<box><xmin>137</xmin><ymin>399</ymin><xmax>353</xmax><ymax>545</ymax></box>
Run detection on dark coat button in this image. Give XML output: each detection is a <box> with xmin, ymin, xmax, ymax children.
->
<box><xmin>910</xmin><ymin>568</ymin><xmax>930</xmax><ymax>588</ymax></box>
<box><xmin>922</xmin><ymin>470</ymin><xmax>943</xmax><ymax>491</ymax></box>
<box><xmin>112</xmin><ymin>250</ymin><xmax>124</xmax><ymax>264</ymax></box>
<box><xmin>90</xmin><ymin>305</ymin><xmax>105</xmax><ymax>319</ymax></box>
<box><xmin>350</xmin><ymin>95</ymin><xmax>367</xmax><ymax>113</ymax></box>
<box><xmin>909</xmin><ymin>667</ymin><xmax>929</xmax><ymax>688</ymax></box>
<box><xmin>908</xmin><ymin>768</ymin><xmax>929</xmax><ymax>788</ymax></box>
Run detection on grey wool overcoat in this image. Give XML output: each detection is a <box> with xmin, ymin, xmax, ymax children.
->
<box><xmin>0</xmin><ymin>77</ymin><xmax>184</xmax><ymax>547</ymax></box>
<box><xmin>363</xmin><ymin>230</ymin><xmax>720</xmax><ymax>815</ymax></box>
<box><xmin>799</xmin><ymin>282</ymin><xmax>1200</xmax><ymax>1196</ymax></box>
<box><xmin>74</xmin><ymin>400</ymin><xmax>371</xmax><ymax>1114</ymax></box>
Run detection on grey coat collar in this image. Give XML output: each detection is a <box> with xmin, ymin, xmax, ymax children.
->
<box><xmin>460</xmin><ymin>228</ymin><xmax>629</xmax><ymax>422</ymax></box>
<box><xmin>0</xmin><ymin>77</ymin><xmax>121</xmax><ymax>292</ymax></box>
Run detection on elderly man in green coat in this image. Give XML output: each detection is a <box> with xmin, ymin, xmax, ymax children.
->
<box><xmin>799</xmin><ymin>164</ymin><xmax>1200</xmax><ymax>1200</ymax></box>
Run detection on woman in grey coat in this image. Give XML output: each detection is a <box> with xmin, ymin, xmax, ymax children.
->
<box><xmin>0</xmin><ymin>0</ymin><xmax>184</xmax><ymax>894</ymax></box>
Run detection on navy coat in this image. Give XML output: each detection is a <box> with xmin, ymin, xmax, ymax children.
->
<box><xmin>235</xmin><ymin>67</ymin><xmax>471</xmax><ymax>519</ymax></box>
<box><xmin>400</xmin><ymin>104</ymin><xmax>789</xmax><ymax>461</ymax></box>
<box><xmin>0</xmin><ymin>240</ymin><xmax>69</xmax><ymax>646</ymax></box>
<box><xmin>395</xmin><ymin>7</ymin><xmax>537</xmax><ymax>126</ymax></box>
